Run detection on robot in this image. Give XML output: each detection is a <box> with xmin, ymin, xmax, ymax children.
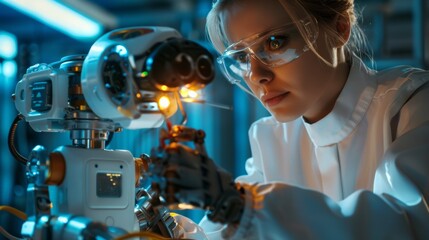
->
<box><xmin>7</xmin><ymin>26</ymin><xmax>215</xmax><ymax>239</ymax></box>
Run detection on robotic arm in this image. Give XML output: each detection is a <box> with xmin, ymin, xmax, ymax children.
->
<box><xmin>150</xmin><ymin>125</ymin><xmax>245</xmax><ymax>224</ymax></box>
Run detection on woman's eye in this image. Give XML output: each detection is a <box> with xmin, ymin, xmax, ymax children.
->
<box><xmin>233</xmin><ymin>52</ymin><xmax>248</xmax><ymax>63</ymax></box>
<box><xmin>266</xmin><ymin>35</ymin><xmax>288</xmax><ymax>51</ymax></box>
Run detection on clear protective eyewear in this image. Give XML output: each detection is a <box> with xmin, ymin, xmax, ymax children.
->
<box><xmin>217</xmin><ymin>20</ymin><xmax>316</xmax><ymax>95</ymax></box>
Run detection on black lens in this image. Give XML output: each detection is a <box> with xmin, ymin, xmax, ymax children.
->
<box><xmin>196</xmin><ymin>55</ymin><xmax>214</xmax><ymax>83</ymax></box>
<box><xmin>174</xmin><ymin>53</ymin><xmax>194</xmax><ymax>82</ymax></box>
<box><xmin>143</xmin><ymin>40</ymin><xmax>189</xmax><ymax>90</ymax></box>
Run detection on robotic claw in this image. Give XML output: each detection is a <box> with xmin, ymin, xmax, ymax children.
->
<box><xmin>4</xmin><ymin>26</ymin><xmax>215</xmax><ymax>239</ymax></box>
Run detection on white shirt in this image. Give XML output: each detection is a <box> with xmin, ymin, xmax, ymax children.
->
<box><xmin>182</xmin><ymin>56</ymin><xmax>429</xmax><ymax>239</ymax></box>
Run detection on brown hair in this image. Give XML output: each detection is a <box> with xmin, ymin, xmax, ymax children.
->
<box><xmin>206</xmin><ymin>0</ymin><xmax>370</xmax><ymax>65</ymax></box>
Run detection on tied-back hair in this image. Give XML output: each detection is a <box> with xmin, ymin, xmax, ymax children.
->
<box><xmin>206</xmin><ymin>0</ymin><xmax>373</xmax><ymax>67</ymax></box>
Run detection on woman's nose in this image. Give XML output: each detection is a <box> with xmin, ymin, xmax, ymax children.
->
<box><xmin>247</xmin><ymin>56</ymin><xmax>274</xmax><ymax>85</ymax></box>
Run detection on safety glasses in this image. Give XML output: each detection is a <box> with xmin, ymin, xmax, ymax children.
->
<box><xmin>217</xmin><ymin>19</ymin><xmax>317</xmax><ymax>95</ymax></box>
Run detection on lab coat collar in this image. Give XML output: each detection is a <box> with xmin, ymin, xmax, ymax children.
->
<box><xmin>303</xmin><ymin>55</ymin><xmax>377</xmax><ymax>147</ymax></box>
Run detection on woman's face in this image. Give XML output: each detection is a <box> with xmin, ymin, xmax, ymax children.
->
<box><xmin>221</xmin><ymin>0</ymin><xmax>346</xmax><ymax>123</ymax></box>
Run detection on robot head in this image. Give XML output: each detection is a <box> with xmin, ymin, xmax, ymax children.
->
<box><xmin>81</xmin><ymin>27</ymin><xmax>215</xmax><ymax>129</ymax></box>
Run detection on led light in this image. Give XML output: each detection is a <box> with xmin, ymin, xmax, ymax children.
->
<box><xmin>180</xmin><ymin>87</ymin><xmax>199</xmax><ymax>99</ymax></box>
<box><xmin>177</xmin><ymin>203</ymin><xmax>196</xmax><ymax>210</ymax></box>
<box><xmin>114</xmin><ymin>45</ymin><xmax>127</xmax><ymax>56</ymax></box>
<box><xmin>0</xmin><ymin>31</ymin><xmax>17</xmax><ymax>59</ymax></box>
<box><xmin>1</xmin><ymin>0</ymin><xmax>103</xmax><ymax>41</ymax></box>
<box><xmin>139</xmin><ymin>71</ymin><xmax>149</xmax><ymax>78</ymax></box>
<box><xmin>158</xmin><ymin>96</ymin><xmax>171</xmax><ymax>110</ymax></box>
<box><xmin>188</xmin><ymin>89</ymin><xmax>199</xmax><ymax>98</ymax></box>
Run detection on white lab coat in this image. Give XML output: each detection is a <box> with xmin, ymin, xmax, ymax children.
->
<box><xmin>177</xmin><ymin>55</ymin><xmax>429</xmax><ymax>239</ymax></box>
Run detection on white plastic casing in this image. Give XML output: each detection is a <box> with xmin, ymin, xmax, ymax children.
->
<box><xmin>49</xmin><ymin>146</ymin><xmax>139</xmax><ymax>232</ymax></box>
<box><xmin>81</xmin><ymin>26</ymin><xmax>181</xmax><ymax>129</ymax></box>
<box><xmin>14</xmin><ymin>65</ymin><xmax>69</xmax><ymax>132</ymax></box>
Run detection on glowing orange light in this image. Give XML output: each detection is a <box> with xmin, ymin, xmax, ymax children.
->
<box><xmin>160</xmin><ymin>85</ymin><xmax>169</xmax><ymax>91</ymax></box>
<box><xmin>177</xmin><ymin>203</ymin><xmax>196</xmax><ymax>210</ymax></box>
<box><xmin>179</xmin><ymin>88</ymin><xmax>189</xmax><ymax>97</ymax></box>
<box><xmin>158</xmin><ymin>96</ymin><xmax>170</xmax><ymax>110</ymax></box>
<box><xmin>180</xmin><ymin>87</ymin><xmax>199</xmax><ymax>99</ymax></box>
<box><xmin>188</xmin><ymin>89</ymin><xmax>198</xmax><ymax>98</ymax></box>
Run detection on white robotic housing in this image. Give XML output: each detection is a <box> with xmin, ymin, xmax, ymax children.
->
<box><xmin>81</xmin><ymin>27</ymin><xmax>182</xmax><ymax>129</ymax></box>
<box><xmin>14</xmin><ymin>61</ymin><xmax>74</xmax><ymax>132</ymax></box>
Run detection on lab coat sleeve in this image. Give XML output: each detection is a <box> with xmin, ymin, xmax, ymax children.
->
<box><xmin>225</xmin><ymin>124</ymin><xmax>429</xmax><ymax>240</ymax></box>
<box><xmin>235</xmin><ymin>157</ymin><xmax>265</xmax><ymax>183</ymax></box>
<box><xmin>171</xmin><ymin>214</ymin><xmax>209</xmax><ymax>239</ymax></box>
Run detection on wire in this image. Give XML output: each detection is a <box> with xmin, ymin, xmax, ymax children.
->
<box><xmin>181</xmin><ymin>98</ymin><xmax>233</xmax><ymax>110</ymax></box>
<box><xmin>7</xmin><ymin>114</ymin><xmax>28</xmax><ymax>165</ymax></box>
<box><xmin>0</xmin><ymin>226</ymin><xmax>23</xmax><ymax>240</ymax></box>
<box><xmin>114</xmin><ymin>231</ymin><xmax>171</xmax><ymax>240</ymax></box>
<box><xmin>0</xmin><ymin>206</ymin><xmax>27</xmax><ymax>221</ymax></box>
<box><xmin>0</xmin><ymin>206</ymin><xmax>27</xmax><ymax>240</ymax></box>
<box><xmin>0</xmin><ymin>206</ymin><xmax>196</xmax><ymax>240</ymax></box>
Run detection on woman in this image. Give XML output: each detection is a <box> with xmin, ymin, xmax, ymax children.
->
<box><xmin>161</xmin><ymin>0</ymin><xmax>429</xmax><ymax>239</ymax></box>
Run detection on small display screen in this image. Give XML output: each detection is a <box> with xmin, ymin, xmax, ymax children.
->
<box><xmin>96</xmin><ymin>172</ymin><xmax>122</xmax><ymax>198</ymax></box>
<box><xmin>31</xmin><ymin>80</ymin><xmax>52</xmax><ymax>112</ymax></box>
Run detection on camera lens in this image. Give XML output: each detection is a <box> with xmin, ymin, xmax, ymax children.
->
<box><xmin>174</xmin><ymin>53</ymin><xmax>194</xmax><ymax>83</ymax></box>
<box><xmin>196</xmin><ymin>55</ymin><xmax>214</xmax><ymax>84</ymax></box>
<box><xmin>103</xmin><ymin>54</ymin><xmax>128</xmax><ymax>104</ymax></box>
<box><xmin>143</xmin><ymin>40</ymin><xmax>194</xmax><ymax>90</ymax></box>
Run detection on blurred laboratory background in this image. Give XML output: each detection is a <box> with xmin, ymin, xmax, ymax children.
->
<box><xmin>0</xmin><ymin>0</ymin><xmax>428</xmax><ymax>238</ymax></box>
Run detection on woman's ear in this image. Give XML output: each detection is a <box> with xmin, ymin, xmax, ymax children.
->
<box><xmin>335</xmin><ymin>14</ymin><xmax>351</xmax><ymax>47</ymax></box>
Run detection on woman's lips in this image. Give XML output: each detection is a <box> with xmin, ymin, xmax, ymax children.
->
<box><xmin>262</xmin><ymin>92</ymin><xmax>289</xmax><ymax>107</ymax></box>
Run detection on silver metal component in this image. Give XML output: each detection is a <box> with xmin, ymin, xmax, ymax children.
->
<box><xmin>63</xmin><ymin>109</ymin><xmax>117</xmax><ymax>148</ymax></box>
<box><xmin>135</xmin><ymin>187</ymin><xmax>180</xmax><ymax>238</ymax></box>
<box><xmin>24</xmin><ymin>183</ymin><xmax>51</xmax><ymax>219</ymax></box>
<box><xmin>27</xmin><ymin>145</ymin><xmax>50</xmax><ymax>185</ymax></box>
<box><xmin>69</xmin><ymin>129</ymin><xmax>109</xmax><ymax>148</ymax></box>
<box><xmin>64</xmin><ymin>111</ymin><xmax>117</xmax><ymax>131</ymax></box>
<box><xmin>24</xmin><ymin>146</ymin><xmax>52</xmax><ymax>219</ymax></box>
